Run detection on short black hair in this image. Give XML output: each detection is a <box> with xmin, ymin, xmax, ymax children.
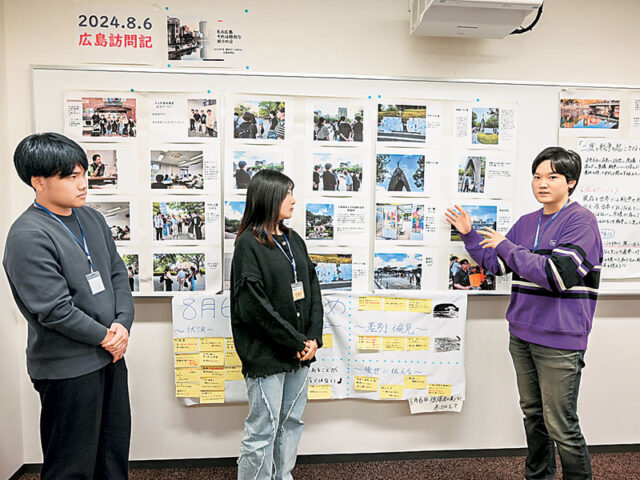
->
<box><xmin>531</xmin><ymin>147</ymin><xmax>581</xmax><ymax>196</ymax></box>
<box><xmin>14</xmin><ymin>132</ymin><xmax>88</xmax><ymax>187</ymax></box>
<box><xmin>92</xmin><ymin>154</ymin><xmax>101</xmax><ymax>161</ymax></box>
<box><xmin>460</xmin><ymin>259</ymin><xmax>469</xmax><ymax>265</ymax></box>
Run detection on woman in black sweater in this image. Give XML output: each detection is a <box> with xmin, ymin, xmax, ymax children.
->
<box><xmin>231</xmin><ymin>170</ymin><xmax>323</xmax><ymax>480</ymax></box>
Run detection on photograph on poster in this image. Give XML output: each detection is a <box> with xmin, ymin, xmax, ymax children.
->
<box><xmin>306</xmin><ymin>203</ymin><xmax>334</xmax><ymax>240</ymax></box>
<box><xmin>85</xmin><ymin>149</ymin><xmax>118</xmax><ymax>190</ymax></box>
<box><xmin>448</xmin><ymin>245</ymin><xmax>497</xmax><ymax>291</ymax></box>
<box><xmin>375</xmin><ymin>203</ymin><xmax>424</xmax><ymax>241</ymax></box>
<box><xmin>309</xmin><ymin>253</ymin><xmax>353</xmax><ymax>290</ymax></box>
<box><xmin>231</xmin><ymin>149</ymin><xmax>284</xmax><ymax>191</ymax></box>
<box><xmin>376</xmin><ymin>153</ymin><xmax>425</xmax><ymax>193</ymax></box>
<box><xmin>167</xmin><ymin>16</ymin><xmax>211</xmax><ymax>61</ymax></box>
<box><xmin>223</xmin><ymin>251</ymin><xmax>233</xmax><ymax>291</ymax></box>
<box><xmin>188</xmin><ymin>98</ymin><xmax>217</xmax><ymax>138</ymax></box>
<box><xmin>120</xmin><ymin>254</ymin><xmax>139</xmax><ymax>292</ymax></box>
<box><xmin>224</xmin><ymin>200</ymin><xmax>246</xmax><ymax>240</ymax></box>
<box><xmin>373</xmin><ymin>252</ymin><xmax>422</xmax><ymax>290</ymax></box>
<box><xmin>560</xmin><ymin>99</ymin><xmax>620</xmax><ymax>129</ymax></box>
<box><xmin>82</xmin><ymin>97</ymin><xmax>136</xmax><ymax>138</ymax></box>
<box><xmin>312</xmin><ymin>101</ymin><xmax>364</xmax><ymax>142</ymax></box>
<box><xmin>471</xmin><ymin>107</ymin><xmax>499</xmax><ymax>145</ymax></box>
<box><xmin>377</xmin><ymin>104</ymin><xmax>426</xmax><ymax>143</ymax></box>
<box><xmin>152</xmin><ymin>201</ymin><xmax>205</xmax><ymax>241</ymax></box>
<box><xmin>457</xmin><ymin>156</ymin><xmax>486</xmax><ymax>194</ymax></box>
<box><xmin>153</xmin><ymin>253</ymin><xmax>206</xmax><ymax>292</ymax></box>
<box><xmin>86</xmin><ymin>202</ymin><xmax>130</xmax><ymax>241</ymax></box>
<box><xmin>450</xmin><ymin>205</ymin><xmax>497</xmax><ymax>241</ymax></box>
<box><xmin>312</xmin><ymin>151</ymin><xmax>363</xmax><ymax>192</ymax></box>
<box><xmin>150</xmin><ymin>150</ymin><xmax>205</xmax><ymax>190</ymax></box>
<box><xmin>233</xmin><ymin>100</ymin><xmax>286</xmax><ymax>140</ymax></box>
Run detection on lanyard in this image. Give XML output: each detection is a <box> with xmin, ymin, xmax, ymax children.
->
<box><xmin>34</xmin><ymin>202</ymin><xmax>94</xmax><ymax>271</ymax></box>
<box><xmin>267</xmin><ymin>230</ymin><xmax>298</xmax><ymax>282</ymax></box>
<box><xmin>533</xmin><ymin>199</ymin><xmax>571</xmax><ymax>252</ymax></box>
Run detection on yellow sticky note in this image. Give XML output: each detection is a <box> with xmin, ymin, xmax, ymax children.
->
<box><xmin>225</xmin><ymin>337</ymin><xmax>237</xmax><ymax>353</ymax></box>
<box><xmin>225</xmin><ymin>366</ymin><xmax>244</xmax><ymax>381</ymax></box>
<box><xmin>404</xmin><ymin>375</ymin><xmax>427</xmax><ymax>390</ymax></box>
<box><xmin>357</xmin><ymin>335</ymin><xmax>381</xmax><ymax>350</ymax></box>
<box><xmin>201</xmin><ymin>375</ymin><xmax>225</xmax><ymax>391</ymax></box>
<box><xmin>358</xmin><ymin>296</ymin><xmax>383</xmax><ymax>311</ymax></box>
<box><xmin>225</xmin><ymin>351</ymin><xmax>243</xmax><ymax>367</ymax></box>
<box><xmin>380</xmin><ymin>384</ymin><xmax>403</xmax><ymax>400</ymax></box>
<box><xmin>173</xmin><ymin>337</ymin><xmax>199</xmax><ymax>353</ymax></box>
<box><xmin>407</xmin><ymin>336</ymin><xmax>430</xmax><ymax>351</ymax></box>
<box><xmin>176</xmin><ymin>383</ymin><xmax>200</xmax><ymax>398</ymax></box>
<box><xmin>384</xmin><ymin>297</ymin><xmax>407</xmax><ymax>312</ymax></box>
<box><xmin>408</xmin><ymin>298</ymin><xmax>432</xmax><ymax>314</ymax></box>
<box><xmin>201</xmin><ymin>366</ymin><xmax>224</xmax><ymax>378</ymax></box>
<box><xmin>429</xmin><ymin>384</ymin><xmax>452</xmax><ymax>396</ymax></box>
<box><xmin>322</xmin><ymin>334</ymin><xmax>333</xmax><ymax>348</ymax></box>
<box><xmin>200</xmin><ymin>390</ymin><xmax>225</xmax><ymax>404</ymax></box>
<box><xmin>175</xmin><ymin>368</ymin><xmax>200</xmax><ymax>383</ymax></box>
<box><xmin>308</xmin><ymin>384</ymin><xmax>332</xmax><ymax>400</ymax></box>
<box><xmin>200</xmin><ymin>351</ymin><xmax>224</xmax><ymax>367</ymax></box>
<box><xmin>354</xmin><ymin>376</ymin><xmax>379</xmax><ymax>391</ymax></box>
<box><xmin>382</xmin><ymin>337</ymin><xmax>406</xmax><ymax>351</ymax></box>
<box><xmin>200</xmin><ymin>337</ymin><xmax>225</xmax><ymax>352</ymax></box>
<box><xmin>174</xmin><ymin>353</ymin><xmax>200</xmax><ymax>368</ymax></box>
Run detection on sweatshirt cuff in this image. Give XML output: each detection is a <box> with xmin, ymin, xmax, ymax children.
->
<box><xmin>460</xmin><ymin>228</ymin><xmax>484</xmax><ymax>247</ymax></box>
<box><xmin>306</xmin><ymin>323</ymin><xmax>324</xmax><ymax>349</ymax></box>
<box><xmin>495</xmin><ymin>237</ymin><xmax>517</xmax><ymax>258</ymax></box>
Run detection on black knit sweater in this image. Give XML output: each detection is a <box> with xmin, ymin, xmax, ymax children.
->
<box><xmin>230</xmin><ymin>228</ymin><xmax>324</xmax><ymax>378</ymax></box>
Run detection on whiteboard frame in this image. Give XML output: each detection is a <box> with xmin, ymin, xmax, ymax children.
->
<box><xmin>30</xmin><ymin>64</ymin><xmax>640</xmax><ymax>296</ymax></box>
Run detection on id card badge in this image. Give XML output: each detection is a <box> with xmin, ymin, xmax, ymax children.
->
<box><xmin>86</xmin><ymin>271</ymin><xmax>105</xmax><ymax>295</ymax></box>
<box><xmin>291</xmin><ymin>281</ymin><xmax>305</xmax><ymax>301</ymax></box>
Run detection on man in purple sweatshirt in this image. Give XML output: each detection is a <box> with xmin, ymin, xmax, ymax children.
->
<box><xmin>446</xmin><ymin>147</ymin><xmax>602</xmax><ymax>480</ymax></box>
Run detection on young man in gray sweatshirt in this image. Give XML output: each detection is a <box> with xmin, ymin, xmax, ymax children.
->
<box><xmin>3</xmin><ymin>132</ymin><xmax>134</xmax><ymax>479</ymax></box>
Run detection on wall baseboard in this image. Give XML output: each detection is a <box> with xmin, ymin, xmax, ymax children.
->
<box><xmin>13</xmin><ymin>444</ymin><xmax>640</xmax><ymax>475</ymax></box>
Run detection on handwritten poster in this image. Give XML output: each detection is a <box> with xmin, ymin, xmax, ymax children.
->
<box><xmin>575</xmin><ymin>139</ymin><xmax>640</xmax><ymax>278</ymax></box>
<box><xmin>171</xmin><ymin>292</ymin><xmax>467</xmax><ymax>412</ymax></box>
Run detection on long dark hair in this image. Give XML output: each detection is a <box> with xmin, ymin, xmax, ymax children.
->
<box><xmin>236</xmin><ymin>169</ymin><xmax>294</xmax><ymax>246</ymax></box>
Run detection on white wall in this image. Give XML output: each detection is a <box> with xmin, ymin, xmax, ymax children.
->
<box><xmin>0</xmin><ymin>0</ymin><xmax>25</xmax><ymax>477</ymax></box>
<box><xmin>2</xmin><ymin>0</ymin><xmax>640</xmax><ymax>467</ymax></box>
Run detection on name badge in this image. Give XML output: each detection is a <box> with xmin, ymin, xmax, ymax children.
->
<box><xmin>291</xmin><ymin>281</ymin><xmax>305</xmax><ymax>301</ymax></box>
<box><xmin>86</xmin><ymin>271</ymin><xmax>105</xmax><ymax>295</ymax></box>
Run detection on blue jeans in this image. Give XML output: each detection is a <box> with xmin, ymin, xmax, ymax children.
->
<box><xmin>509</xmin><ymin>334</ymin><xmax>591</xmax><ymax>480</ymax></box>
<box><xmin>238</xmin><ymin>366</ymin><xmax>309</xmax><ymax>480</ymax></box>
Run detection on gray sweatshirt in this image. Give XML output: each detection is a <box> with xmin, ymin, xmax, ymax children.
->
<box><xmin>3</xmin><ymin>204</ymin><xmax>134</xmax><ymax>380</ymax></box>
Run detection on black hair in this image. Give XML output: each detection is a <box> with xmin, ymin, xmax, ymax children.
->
<box><xmin>155</xmin><ymin>174</ymin><xmax>164</xmax><ymax>182</ymax></box>
<box><xmin>531</xmin><ymin>147</ymin><xmax>581</xmax><ymax>196</ymax></box>
<box><xmin>317</xmin><ymin>116</ymin><xmax>325</xmax><ymax>125</ymax></box>
<box><xmin>14</xmin><ymin>132</ymin><xmax>88</xmax><ymax>188</ymax></box>
<box><xmin>236</xmin><ymin>169</ymin><xmax>294</xmax><ymax>246</ymax></box>
<box><xmin>460</xmin><ymin>259</ymin><xmax>469</xmax><ymax>265</ymax></box>
<box><xmin>355</xmin><ymin>116</ymin><xmax>361</xmax><ymax>122</ymax></box>
<box><xmin>92</xmin><ymin>154</ymin><xmax>101</xmax><ymax>161</ymax></box>
<box><xmin>339</xmin><ymin>116</ymin><xmax>346</xmax><ymax>122</ymax></box>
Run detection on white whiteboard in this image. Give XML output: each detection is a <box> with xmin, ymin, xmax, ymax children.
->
<box><xmin>30</xmin><ymin>65</ymin><xmax>639</xmax><ymax>294</ymax></box>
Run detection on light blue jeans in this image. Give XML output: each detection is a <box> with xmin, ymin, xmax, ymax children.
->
<box><xmin>238</xmin><ymin>366</ymin><xmax>309</xmax><ymax>480</ymax></box>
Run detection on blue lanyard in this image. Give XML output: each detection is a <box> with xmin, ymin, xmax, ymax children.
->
<box><xmin>34</xmin><ymin>202</ymin><xmax>94</xmax><ymax>271</ymax></box>
<box><xmin>267</xmin><ymin>230</ymin><xmax>298</xmax><ymax>282</ymax></box>
<box><xmin>533</xmin><ymin>199</ymin><xmax>571</xmax><ymax>252</ymax></box>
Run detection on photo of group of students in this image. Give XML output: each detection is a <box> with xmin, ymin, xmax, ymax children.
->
<box><xmin>152</xmin><ymin>253</ymin><xmax>205</xmax><ymax>291</ymax></box>
<box><xmin>312</xmin><ymin>103</ymin><xmax>364</xmax><ymax>142</ymax></box>
<box><xmin>83</xmin><ymin>97</ymin><xmax>137</xmax><ymax>138</ymax></box>
<box><xmin>232</xmin><ymin>149</ymin><xmax>284</xmax><ymax>190</ymax></box>
<box><xmin>152</xmin><ymin>202</ymin><xmax>205</xmax><ymax>241</ymax></box>
<box><xmin>233</xmin><ymin>100</ymin><xmax>286</xmax><ymax>140</ymax></box>
<box><xmin>188</xmin><ymin>98</ymin><xmax>217</xmax><ymax>138</ymax></box>
<box><xmin>448</xmin><ymin>255</ymin><xmax>496</xmax><ymax>291</ymax></box>
<box><xmin>150</xmin><ymin>150</ymin><xmax>205</xmax><ymax>190</ymax></box>
<box><xmin>312</xmin><ymin>163</ymin><xmax>362</xmax><ymax>192</ymax></box>
<box><xmin>86</xmin><ymin>201</ymin><xmax>131</xmax><ymax>241</ymax></box>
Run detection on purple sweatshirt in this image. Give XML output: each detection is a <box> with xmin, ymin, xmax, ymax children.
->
<box><xmin>461</xmin><ymin>201</ymin><xmax>603</xmax><ymax>350</ymax></box>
